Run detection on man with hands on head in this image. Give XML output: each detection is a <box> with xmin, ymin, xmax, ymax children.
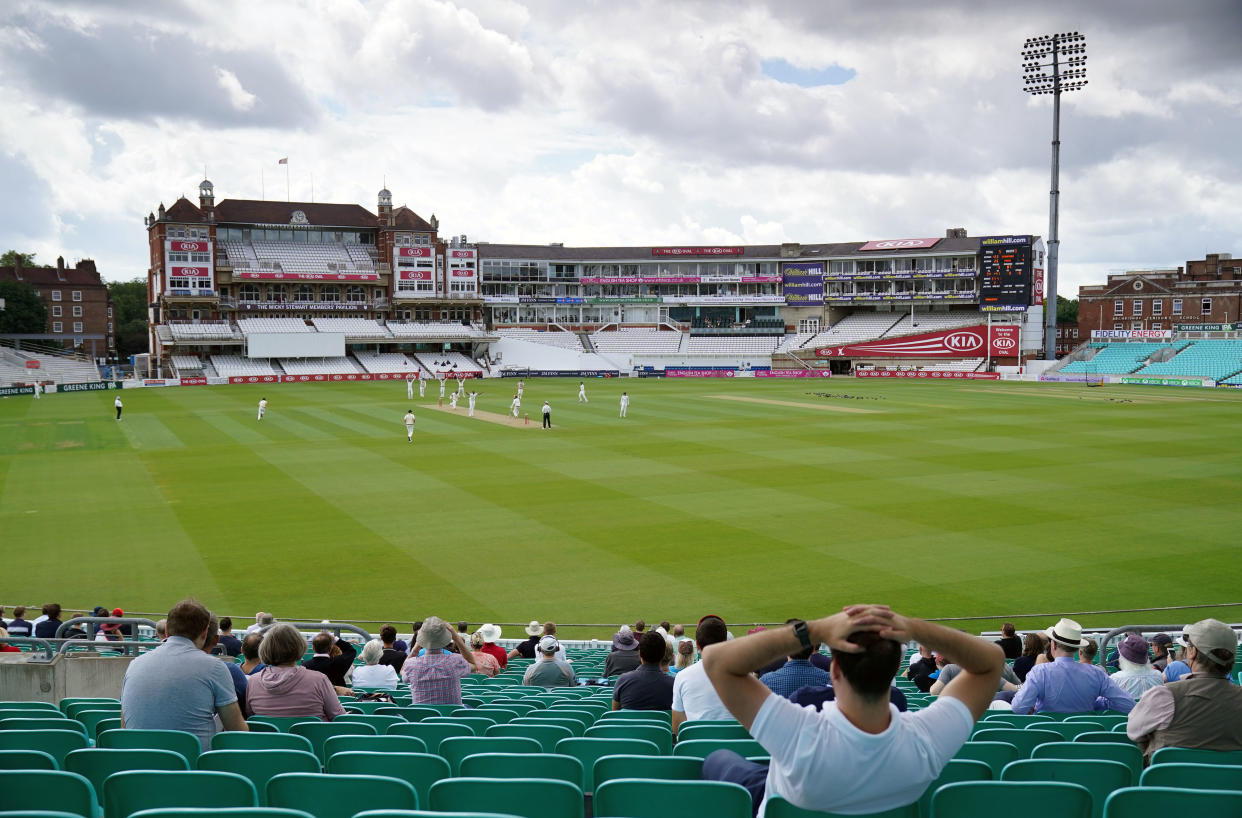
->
<box><xmin>701</xmin><ymin>604</ymin><xmax>1004</xmax><ymax>818</ymax></box>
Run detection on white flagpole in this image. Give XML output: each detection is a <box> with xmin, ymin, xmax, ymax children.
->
<box><xmin>261</xmin><ymin>167</ymin><xmax>265</xmax><ymax>200</ymax></box>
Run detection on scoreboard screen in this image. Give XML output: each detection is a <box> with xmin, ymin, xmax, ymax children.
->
<box><xmin>979</xmin><ymin>235</ymin><xmax>1032</xmax><ymax>313</ymax></box>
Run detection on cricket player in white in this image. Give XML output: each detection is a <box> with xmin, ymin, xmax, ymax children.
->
<box><xmin>419</xmin><ymin>378</ymin><xmax>426</xmax><ymax>398</ymax></box>
<box><xmin>517</xmin><ymin>380</ymin><xmax>525</xmax><ymax>400</ymax></box>
<box><xmin>468</xmin><ymin>390</ymin><xmax>478</xmax><ymax>417</ymax></box>
<box><xmin>578</xmin><ymin>381</ymin><xmax>588</xmax><ymax>403</ymax></box>
<box><xmin>542</xmin><ymin>400</ymin><xmax>552</xmax><ymax>429</ymax></box>
<box><xmin>115</xmin><ymin>396</ymin><xmax>123</xmax><ymax>420</ymax></box>
<box><xmin>449</xmin><ymin>390</ymin><xmax>459</xmax><ymax>410</ymax></box>
<box><xmin>32</xmin><ymin>382</ymin><xmax>40</xmax><ymax>399</ymax></box>
<box><xmin>457</xmin><ymin>378</ymin><xmax>466</xmax><ymax>397</ymax></box>
<box><xmin>403</xmin><ymin>409</ymin><xmax>416</xmax><ymax>442</ymax></box>
<box><xmin>407</xmin><ymin>376</ymin><xmax>415</xmax><ymax>400</ymax></box>
<box><xmin>619</xmin><ymin>391</ymin><xmax>629</xmax><ymax>418</ymax></box>
<box><xmin>439</xmin><ymin>377</ymin><xmax>446</xmax><ymax>399</ymax></box>
<box><xmin>510</xmin><ymin>394</ymin><xmax>521</xmax><ymax>418</ymax></box>
<box><xmin>257</xmin><ymin>397</ymin><xmax>268</xmax><ymax>421</ymax></box>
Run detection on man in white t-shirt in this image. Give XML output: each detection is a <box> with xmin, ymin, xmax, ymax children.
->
<box><xmin>403</xmin><ymin>410</ymin><xmax>416</xmax><ymax>443</ymax></box>
<box><xmin>700</xmin><ymin>605</ymin><xmax>1003</xmax><ymax>817</ymax></box>
<box><xmin>419</xmin><ymin>378</ymin><xmax>426</xmax><ymax>398</ymax></box>
<box><xmin>619</xmin><ymin>392</ymin><xmax>629</xmax><ymax>418</ymax></box>
<box><xmin>257</xmin><ymin>397</ymin><xmax>267</xmax><ymax>421</ymax></box>
<box><xmin>672</xmin><ymin>615</ymin><xmax>734</xmax><ymax>733</ymax></box>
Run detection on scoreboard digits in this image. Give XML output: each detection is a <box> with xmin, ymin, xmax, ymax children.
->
<box><xmin>979</xmin><ymin>235</ymin><xmax>1032</xmax><ymax>313</ymax></box>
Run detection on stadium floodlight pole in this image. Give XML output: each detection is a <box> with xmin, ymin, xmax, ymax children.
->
<box><xmin>1022</xmin><ymin>31</ymin><xmax>1087</xmax><ymax>360</ymax></box>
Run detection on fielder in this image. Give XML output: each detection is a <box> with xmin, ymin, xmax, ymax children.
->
<box><xmin>468</xmin><ymin>390</ymin><xmax>478</xmax><ymax>417</ymax></box>
<box><xmin>403</xmin><ymin>409</ymin><xmax>416</xmax><ymax>442</ymax></box>
<box><xmin>419</xmin><ymin>377</ymin><xmax>426</xmax><ymax>398</ymax></box>
<box><xmin>510</xmin><ymin>394</ymin><xmax>521</xmax><ymax>418</ymax></box>
<box><xmin>517</xmin><ymin>380</ymin><xmax>525</xmax><ymax>400</ymax></box>
<box><xmin>619</xmin><ymin>391</ymin><xmax>629</xmax><ymax>418</ymax></box>
<box><xmin>449</xmin><ymin>390</ymin><xmax>459</xmax><ymax>410</ymax></box>
<box><xmin>457</xmin><ymin>378</ymin><xmax>466</xmax><ymax>397</ymax></box>
<box><xmin>32</xmin><ymin>382</ymin><xmax>40</xmax><ymax>400</ymax></box>
<box><xmin>578</xmin><ymin>381</ymin><xmax>588</xmax><ymax>403</ymax></box>
<box><xmin>407</xmin><ymin>376</ymin><xmax>415</xmax><ymax>400</ymax></box>
<box><xmin>257</xmin><ymin>397</ymin><xmax>268</xmax><ymax>421</ymax></box>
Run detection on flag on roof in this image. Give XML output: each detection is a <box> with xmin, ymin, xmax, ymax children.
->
<box><xmin>277</xmin><ymin>157</ymin><xmax>288</xmax><ymax>165</ymax></box>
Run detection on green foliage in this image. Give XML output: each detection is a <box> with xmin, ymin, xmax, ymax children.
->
<box><xmin>1057</xmin><ymin>295</ymin><xmax>1079</xmax><ymax>324</ymax></box>
<box><xmin>108</xmin><ymin>279</ymin><xmax>149</xmax><ymax>358</ymax></box>
<box><xmin>0</xmin><ymin>279</ymin><xmax>48</xmax><ymax>334</ymax></box>
<box><xmin>1</xmin><ymin>250</ymin><xmax>36</xmax><ymax>267</ymax></box>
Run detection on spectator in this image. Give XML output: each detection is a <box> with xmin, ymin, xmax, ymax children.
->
<box><xmin>1078</xmin><ymin>640</ymin><xmax>1099</xmax><ymax>664</ymax></box>
<box><xmin>760</xmin><ymin>619</ymin><xmax>833</xmax><ymax>698</ymax></box>
<box><xmin>245</xmin><ymin>612</ymin><xmax>273</xmax><ymax>636</ymax></box>
<box><xmin>378</xmin><ymin>625</ymin><xmax>407</xmax><ymax>673</ymax></box>
<box><xmin>218</xmin><ymin>617</ymin><xmax>242</xmax><ymax>657</ymax></box>
<box><xmin>660</xmin><ymin>620</ymin><xmax>672</xmax><ymax>633</ymax></box>
<box><xmin>672</xmin><ymin>615</ymin><xmax>733</xmax><ymax>734</ymax></box>
<box><xmin>905</xmin><ymin>644</ymin><xmax>937</xmax><ymax>692</ymax></box>
<box><xmin>1163</xmin><ymin>642</ymin><xmax>1193</xmax><ymax>683</ymax></box>
<box><xmin>351</xmin><ymin>639</ymin><xmax>400</xmax><ymax>690</ymax></box>
<box><xmin>302</xmin><ymin>631</ymin><xmax>357</xmax><ymax>689</ymax></box>
<box><xmin>5</xmin><ymin>607</ymin><xmax>31</xmax><ymax>638</ymax></box>
<box><xmin>1127</xmin><ymin>618</ymin><xmax>1241</xmax><ymax>761</ymax></box>
<box><xmin>470</xmin><ymin>631</ymin><xmax>502</xmax><ymax>677</ymax></box>
<box><xmin>457</xmin><ymin>620</ymin><xmax>470</xmax><ymax>635</ymax></box>
<box><xmin>522</xmin><ymin>636</ymin><xmax>576</xmax><ymax>687</ymax></box>
<box><xmin>120</xmin><ymin>598</ymin><xmax>248</xmax><ymax>750</ymax></box>
<box><xmin>95</xmin><ymin>617</ymin><xmax>123</xmax><ymax>653</ymax></box>
<box><xmin>33</xmin><ymin>604</ymin><xmax>62</xmax><ymax>639</ymax></box>
<box><xmin>401</xmin><ymin>616</ymin><xmax>477</xmax><ymax>704</ymax></box>
<box><xmin>613</xmin><ymin>631</ymin><xmax>675</xmax><ymax>709</ymax></box>
<box><xmin>605</xmin><ymin>626</ymin><xmax>641</xmax><ymax>677</ymax></box>
<box><xmin>930</xmin><ymin>655</ymin><xmax>1020</xmax><ymax>697</ymax></box>
<box><xmin>248</xmin><ymin>623</ymin><xmax>346</xmax><ymax>720</ymax></box>
<box><xmin>995</xmin><ymin>623</ymin><xmax>1022</xmax><ymax>659</ymax></box>
<box><xmin>1012</xmin><ymin>633</ymin><xmax>1044</xmax><ymax>682</ymax></box>
<box><xmin>205</xmin><ymin>614</ymin><xmax>247</xmax><ymax>714</ymax></box>
<box><xmin>0</xmin><ymin>628</ymin><xmax>21</xmax><ymax>653</ymax></box>
<box><xmin>240</xmin><ymin>633</ymin><xmax>266</xmax><ymax>676</ymax></box>
<box><xmin>633</xmin><ymin>619</ymin><xmax>647</xmax><ymax>635</ymax></box>
<box><xmin>1010</xmin><ymin>618</ymin><xmax>1135</xmax><ymax>714</ymax></box>
<box><xmin>155</xmin><ymin>619</ymin><xmax>168</xmax><ymax>641</ymax></box>
<box><xmin>477</xmin><ymin>623</ymin><xmax>508</xmax><ymax>669</ymax></box>
<box><xmin>672</xmin><ymin>624</ymin><xmax>688</xmax><ymax>642</ymax></box>
<box><xmin>789</xmin><ymin>680</ymin><xmax>910</xmax><ymax>713</ymax></box>
<box><xmin>509</xmin><ymin>621</ymin><xmax>545</xmax><ymax>660</ymax></box>
<box><xmin>1111</xmin><ymin>634</ymin><xmax>1164</xmax><ymax>699</ymax></box>
<box><xmin>0</xmin><ymin>607</ymin><xmax>5</xmax><ymax>629</ymax></box>
<box><xmin>1150</xmin><ymin>633</ymin><xmax>1174</xmax><ymax>671</ymax></box>
<box><xmin>700</xmin><ymin>605</ymin><xmax>1003</xmax><ymax>816</ymax></box>
<box><xmin>409</xmin><ymin>620</ymin><xmax>423</xmax><ymax>653</ymax></box>
<box><xmin>673</xmin><ymin>640</ymin><xmax>696</xmax><ymax>672</ymax></box>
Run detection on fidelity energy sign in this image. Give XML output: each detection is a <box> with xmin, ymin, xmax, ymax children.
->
<box><xmin>816</xmin><ymin>325</ymin><xmax>1019</xmax><ymax>358</ymax></box>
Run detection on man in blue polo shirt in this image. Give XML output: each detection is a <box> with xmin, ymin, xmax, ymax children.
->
<box><xmin>614</xmin><ymin>631</ymin><xmax>675</xmax><ymax>710</ymax></box>
<box><xmin>121</xmin><ymin>598</ymin><xmax>248</xmax><ymax>750</ymax></box>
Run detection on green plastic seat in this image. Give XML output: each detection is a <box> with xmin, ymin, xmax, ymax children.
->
<box><xmin>1002</xmin><ymin>759</ymin><xmax>1132</xmax><ymax>818</ymax></box>
<box><xmin>64</xmin><ymin>748</ymin><xmax>189</xmax><ymax>807</ymax></box>
<box><xmin>511</xmin><ymin>716</ymin><xmax>586</xmax><ymax>737</ymax></box>
<box><xmin>289</xmin><ymin>721</ymin><xmax>377</xmax><ymax>765</ymax></box>
<box><xmin>267</xmin><ymin>772</ymin><xmax>418</xmax><ymax>818</ymax></box>
<box><xmin>585</xmin><ymin>724</ymin><xmax>672</xmax><ymax>754</ymax></box>
<box><xmin>1030</xmin><ymin>742</ymin><xmax>1142</xmax><ymax>786</ymax></box>
<box><xmin>428</xmin><ymin>715</ymin><xmax>496</xmax><ymax>733</ymax></box>
<box><xmin>931</xmin><ymin>781</ymin><xmax>1091</xmax><ymax>818</ymax></box>
<box><xmin>1025</xmin><ymin>722</ymin><xmax>1105</xmax><ymax>742</ymax></box>
<box><xmin>0</xmin><ymin>718</ymin><xmax>87</xmax><ymax>735</ymax></box>
<box><xmin>429</xmin><ymin>777</ymin><xmax>583</xmax><ymax>818</ymax></box>
<box><xmin>599</xmin><ymin>710</ymin><xmax>672</xmax><ymax>724</ymax></box>
<box><xmin>459</xmin><ymin>752</ymin><xmax>583</xmax><ymax>786</ymax></box>
<box><xmin>1140</xmin><ymin>762</ymin><xmax>1242</xmax><ymax>791</ymax></box>
<box><xmin>980</xmin><ymin>714</ymin><xmax>1054</xmax><ymax>728</ymax></box>
<box><xmin>246</xmin><ymin>717</ymin><xmax>318</xmax><ymax>734</ymax></box>
<box><xmin>594</xmin><ymin>778</ymin><xmax>750</xmax><ymax>818</ymax></box>
<box><xmin>482</xmin><ymin>702</ymin><xmax>539</xmax><ymax>717</ymax></box>
<box><xmin>98</xmin><ymin>728</ymin><xmax>202</xmax><ymax>766</ymax></box>
<box><xmin>1149</xmin><ymin>747</ymin><xmax>1242</xmax><ymax>766</ymax></box>
<box><xmin>971</xmin><ymin>729</ymin><xmax>1063</xmax><ymax>758</ymax></box>
<box><xmin>198</xmin><ymin>749</ymin><xmax>321</xmax><ymax>806</ymax></box>
<box><xmin>353</xmin><ymin>810</ymin><xmax>519</xmax><ymax>818</ymax></box>
<box><xmin>0</xmin><ymin>708</ymin><xmax>69</xmax><ymax>723</ymax></box>
<box><xmin>0</xmin><ymin>748</ymin><xmax>59</xmax><ymax>770</ymax></box>
<box><xmin>676</xmin><ymin>724</ymin><xmax>751</xmax><ymax>743</ymax></box>
<box><xmin>469</xmin><ymin>707</ymin><xmax>520</xmax><ymax>723</ymax></box>
<box><xmin>322</xmin><ymin>734</ymin><xmax>427</xmax><ymax>761</ymax></box>
<box><xmin>340</xmin><ymin>702</ymin><xmax>392</xmax><ymax>715</ymax></box>
<box><xmin>386</xmin><ymin>722</ymin><xmax>474</xmax><ymax>754</ymax></box>
<box><xmin>0</xmin><ymin>729</ymin><xmax>90</xmax><ymax>766</ymax></box>
<box><xmin>374</xmin><ymin>706</ymin><xmax>442</xmax><ymax>722</ymax></box>
<box><xmin>1065</xmin><ymin>715</ymin><xmax>1127</xmax><ymax>728</ymax></box>
<box><xmin>210</xmin><ymin>732</ymin><xmax>315</xmax><ymax>753</ymax></box>
<box><xmin>0</xmin><ymin>701</ymin><xmax>61</xmax><ymax>712</ymax></box>
<box><xmin>103</xmin><ymin>769</ymin><xmax>258</xmax><ymax>818</ymax></box>
<box><xmin>0</xmin><ymin>811</ymin><xmax>89</xmax><ymax>818</ymax></box>
<box><xmin>531</xmin><ymin>710</ymin><xmax>595</xmax><ymax>729</ymax></box>
<box><xmin>766</xmin><ymin>796</ymin><xmax>917</xmax><ymax>818</ymax></box>
<box><xmin>916</xmin><ymin>759</ymin><xmax>991</xmax><ymax>818</ymax></box>
<box><xmin>0</xmin><ymin>769</ymin><xmax>97</xmax><ymax>817</ymax></box>
<box><xmin>326</xmin><ymin>751</ymin><xmax>449</xmax><ymax>807</ymax></box>
<box><xmin>73</xmin><ymin>710</ymin><xmax>122</xmax><ymax>739</ymax></box>
<box><xmin>65</xmin><ymin>701</ymin><xmax>123</xmax><ymax>720</ymax></box>
<box><xmin>593</xmin><ymin>755</ymin><xmax>703</xmax><ymax>788</ymax></box>
<box><xmin>58</xmin><ymin>698</ymin><xmax>119</xmax><ymax>714</ymax></box>
<box><xmin>485</xmin><ymin>723</ymin><xmax>575</xmax><ymax>753</ymax></box>
<box><xmin>412</xmin><ymin>704</ymin><xmax>467</xmax><ymax>716</ymax></box>
<box><xmin>127</xmin><ymin>809</ymin><xmax>313</xmax><ymax>818</ymax></box>
<box><xmin>1073</xmin><ymin>732</ymin><xmax>1134</xmax><ymax>745</ymax></box>
<box><xmin>555</xmin><ymin>737</ymin><xmax>662</xmax><ymax>793</ymax></box>
<box><xmin>333</xmin><ymin>714</ymin><xmax>406</xmax><ymax>734</ymax></box>
<box><xmin>93</xmin><ymin>719</ymin><xmax>124</xmax><ymax>740</ymax></box>
<box><xmin>1102</xmin><ymin>786</ymin><xmax>1242</xmax><ymax>817</ymax></box>
<box><xmin>439</xmin><ymin>735</ymin><xmax>543</xmax><ymax>775</ymax></box>
<box><xmin>672</xmin><ymin>739</ymin><xmax>767</xmax><ymax>760</ymax></box>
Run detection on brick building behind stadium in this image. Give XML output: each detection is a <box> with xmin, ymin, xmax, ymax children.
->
<box><xmin>0</xmin><ymin>256</ymin><xmax>115</xmax><ymax>359</ymax></box>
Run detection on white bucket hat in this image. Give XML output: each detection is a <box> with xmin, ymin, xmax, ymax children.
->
<box><xmin>479</xmin><ymin>623</ymin><xmax>502</xmax><ymax>643</ymax></box>
<box><xmin>524</xmin><ymin>621</ymin><xmax>543</xmax><ymax>637</ymax></box>
<box><xmin>1045</xmin><ymin>618</ymin><xmax>1091</xmax><ymax>649</ymax></box>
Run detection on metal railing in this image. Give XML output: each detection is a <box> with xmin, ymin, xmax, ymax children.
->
<box><xmin>259</xmin><ymin>621</ymin><xmax>372</xmax><ymax>643</ymax></box>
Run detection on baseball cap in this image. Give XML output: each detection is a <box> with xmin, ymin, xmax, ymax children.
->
<box><xmin>538</xmin><ymin>635</ymin><xmax>560</xmax><ymax>655</ymax></box>
<box><xmin>1178</xmin><ymin>619</ymin><xmax>1238</xmax><ymax>666</ymax></box>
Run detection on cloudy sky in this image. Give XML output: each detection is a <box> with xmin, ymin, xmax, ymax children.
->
<box><xmin>1</xmin><ymin>0</ymin><xmax>1240</xmax><ymax>294</ymax></box>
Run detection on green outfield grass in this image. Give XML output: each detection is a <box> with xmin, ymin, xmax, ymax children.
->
<box><xmin>2</xmin><ymin>377</ymin><xmax>1240</xmax><ymax>636</ymax></box>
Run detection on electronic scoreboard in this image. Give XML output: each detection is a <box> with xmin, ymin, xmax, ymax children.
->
<box><xmin>979</xmin><ymin>235</ymin><xmax>1032</xmax><ymax>313</ymax></box>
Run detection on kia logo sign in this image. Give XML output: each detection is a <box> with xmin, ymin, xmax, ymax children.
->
<box><xmin>858</xmin><ymin>238</ymin><xmax>941</xmax><ymax>252</ymax></box>
<box><xmin>993</xmin><ymin>337</ymin><xmax>1016</xmax><ymax>351</ymax></box>
<box><xmin>944</xmin><ymin>332</ymin><xmax>983</xmax><ymax>351</ymax></box>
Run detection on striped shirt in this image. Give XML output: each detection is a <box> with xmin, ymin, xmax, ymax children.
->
<box><xmin>401</xmin><ymin>651</ymin><xmax>471</xmax><ymax>704</ymax></box>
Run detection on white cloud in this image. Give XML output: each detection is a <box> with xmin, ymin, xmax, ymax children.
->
<box><xmin>215</xmin><ymin>68</ymin><xmax>257</xmax><ymax>112</ymax></box>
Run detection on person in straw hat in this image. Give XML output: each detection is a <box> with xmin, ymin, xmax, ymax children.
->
<box><xmin>1011</xmin><ymin>617</ymin><xmax>1135</xmax><ymax>714</ymax></box>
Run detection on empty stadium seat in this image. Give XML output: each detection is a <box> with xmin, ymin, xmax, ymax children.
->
<box><xmin>104</xmin><ymin>770</ymin><xmax>258</xmax><ymax>818</ymax></box>
<box><xmin>428</xmin><ymin>777</ymin><xmax>583</xmax><ymax>818</ymax></box>
<box><xmin>930</xmin><ymin>780</ymin><xmax>1092</xmax><ymax>818</ymax></box>
<box><xmin>594</xmin><ymin>778</ymin><xmax>751</xmax><ymax>818</ymax></box>
<box><xmin>325</xmin><ymin>751</ymin><xmax>449</xmax><ymax>807</ymax></box>
<box><xmin>0</xmin><ymin>769</ymin><xmax>97</xmax><ymax>817</ymax></box>
<box><xmin>267</xmin><ymin>772</ymin><xmax>418</xmax><ymax>818</ymax></box>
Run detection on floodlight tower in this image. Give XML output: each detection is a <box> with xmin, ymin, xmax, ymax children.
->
<box><xmin>1022</xmin><ymin>31</ymin><xmax>1087</xmax><ymax>360</ymax></box>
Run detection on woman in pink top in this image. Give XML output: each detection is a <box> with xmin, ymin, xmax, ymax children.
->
<box><xmin>470</xmin><ymin>631</ymin><xmax>501</xmax><ymax>677</ymax></box>
<box><xmin>247</xmin><ymin>623</ymin><xmax>345</xmax><ymax>721</ymax></box>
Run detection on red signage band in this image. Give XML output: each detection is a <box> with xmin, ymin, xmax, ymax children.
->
<box><xmin>451</xmin><ymin>250</ymin><xmax>475</xmax><ymax>258</ymax></box>
<box><xmin>399</xmin><ymin>271</ymin><xmax>433</xmax><ymax>281</ymax></box>
<box><xmin>651</xmin><ymin>247</ymin><xmax>745</xmax><ymax>257</ymax></box>
<box><xmin>170</xmin><ymin>266</ymin><xmax>211</xmax><ymax>277</ymax></box>
<box><xmin>855</xmin><ymin>370</ymin><xmax>1002</xmax><ymax>380</ymax></box>
<box><xmin>451</xmin><ymin>270</ymin><xmax>475</xmax><ymax>277</ymax></box>
<box><xmin>816</xmin><ymin>324</ymin><xmax>1020</xmax><ymax>358</ymax></box>
<box><xmin>857</xmin><ymin>238</ymin><xmax>942</xmax><ymax>252</ymax></box>
<box><xmin>396</xmin><ymin>247</ymin><xmax>432</xmax><ymax>258</ymax></box>
<box><xmin>171</xmin><ymin>241</ymin><xmax>207</xmax><ymax>252</ymax></box>
<box><xmin>234</xmin><ymin>271</ymin><xmax>379</xmax><ymax>281</ymax></box>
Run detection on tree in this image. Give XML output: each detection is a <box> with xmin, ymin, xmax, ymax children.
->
<box><xmin>1056</xmin><ymin>295</ymin><xmax>1079</xmax><ymax>324</ymax></box>
<box><xmin>0</xmin><ymin>279</ymin><xmax>48</xmax><ymax>334</ymax></box>
<box><xmin>108</xmin><ymin>279</ymin><xmax>149</xmax><ymax>359</ymax></box>
<box><xmin>1</xmin><ymin>250</ymin><xmax>36</xmax><ymax>267</ymax></box>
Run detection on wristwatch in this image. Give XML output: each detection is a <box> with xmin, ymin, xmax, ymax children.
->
<box><xmin>790</xmin><ymin>619</ymin><xmax>813</xmax><ymax>651</ymax></box>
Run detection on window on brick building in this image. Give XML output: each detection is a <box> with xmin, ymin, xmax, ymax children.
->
<box><xmin>73</xmin><ymin>322</ymin><xmax>83</xmax><ymax>333</ymax></box>
<box><xmin>1132</xmin><ymin>300</ymin><xmax>1142</xmax><ymax>316</ymax></box>
<box><xmin>72</xmin><ymin>291</ymin><xmax>82</xmax><ymax>301</ymax></box>
<box><xmin>1202</xmin><ymin>298</ymin><xmax>1212</xmax><ymax>314</ymax></box>
<box><xmin>73</xmin><ymin>306</ymin><xmax>83</xmax><ymax>317</ymax></box>
<box><xmin>1152</xmin><ymin>300</ymin><xmax>1162</xmax><ymax>315</ymax></box>
<box><xmin>1114</xmin><ymin>323</ymin><xmax>1124</xmax><ymax>331</ymax></box>
<box><xmin>1152</xmin><ymin>323</ymin><xmax>1162</xmax><ymax>331</ymax></box>
<box><xmin>52</xmin><ymin>322</ymin><xmax>63</xmax><ymax>333</ymax></box>
<box><xmin>1172</xmin><ymin>299</ymin><xmax>1182</xmax><ymax>315</ymax></box>
<box><xmin>51</xmin><ymin>290</ymin><xmax>62</xmax><ymax>301</ymax></box>
<box><xmin>1114</xmin><ymin>300</ymin><xmax>1123</xmax><ymax>316</ymax></box>
<box><xmin>52</xmin><ymin>305</ymin><xmax>61</xmax><ymax>317</ymax></box>
<box><xmin>1072</xmin><ymin>328</ymin><xmax>1078</xmax><ymax>338</ymax></box>
<box><xmin>1131</xmin><ymin>322</ymin><xmax>1142</xmax><ymax>331</ymax></box>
